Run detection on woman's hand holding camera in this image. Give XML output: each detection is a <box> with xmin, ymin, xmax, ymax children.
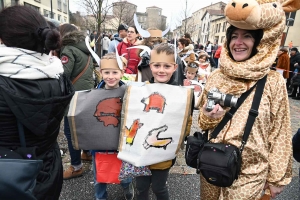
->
<box><xmin>202</xmin><ymin>103</ymin><xmax>225</xmax><ymax>119</ymax></box>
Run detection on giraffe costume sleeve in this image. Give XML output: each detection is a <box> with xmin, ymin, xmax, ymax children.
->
<box><xmin>198</xmin><ymin>0</ymin><xmax>300</xmax><ymax>199</ymax></box>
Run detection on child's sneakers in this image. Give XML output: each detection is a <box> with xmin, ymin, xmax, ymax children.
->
<box><xmin>123</xmin><ymin>182</ymin><xmax>134</xmax><ymax>200</ymax></box>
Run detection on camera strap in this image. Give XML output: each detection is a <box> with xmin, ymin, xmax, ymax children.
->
<box><xmin>209</xmin><ymin>75</ymin><xmax>268</xmax><ymax>142</ymax></box>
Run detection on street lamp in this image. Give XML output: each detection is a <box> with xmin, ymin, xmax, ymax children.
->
<box><xmin>283</xmin><ymin>17</ymin><xmax>294</xmax><ymax>47</ymax></box>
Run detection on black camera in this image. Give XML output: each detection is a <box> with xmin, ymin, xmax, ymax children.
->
<box><xmin>205</xmin><ymin>88</ymin><xmax>238</xmax><ymax>112</ymax></box>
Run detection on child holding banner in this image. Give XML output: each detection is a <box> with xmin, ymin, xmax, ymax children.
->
<box><xmin>91</xmin><ymin>53</ymin><xmax>134</xmax><ymax>200</ymax></box>
<box><xmin>135</xmin><ymin>43</ymin><xmax>193</xmax><ymax>200</ymax></box>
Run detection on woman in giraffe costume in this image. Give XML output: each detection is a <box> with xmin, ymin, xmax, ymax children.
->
<box><xmin>198</xmin><ymin>0</ymin><xmax>300</xmax><ymax>199</ymax></box>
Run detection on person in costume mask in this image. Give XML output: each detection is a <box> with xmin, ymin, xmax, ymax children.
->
<box><xmin>197</xmin><ymin>0</ymin><xmax>297</xmax><ymax>198</ymax></box>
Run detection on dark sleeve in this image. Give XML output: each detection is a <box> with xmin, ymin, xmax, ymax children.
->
<box><xmin>292</xmin><ymin>129</ymin><xmax>300</xmax><ymax>162</ymax></box>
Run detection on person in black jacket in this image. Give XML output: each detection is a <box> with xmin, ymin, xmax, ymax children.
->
<box><xmin>0</xmin><ymin>6</ymin><xmax>74</xmax><ymax>199</ymax></box>
<box><xmin>288</xmin><ymin>47</ymin><xmax>300</xmax><ymax>94</ymax></box>
<box><xmin>292</xmin><ymin>129</ymin><xmax>300</xmax><ymax>162</ymax></box>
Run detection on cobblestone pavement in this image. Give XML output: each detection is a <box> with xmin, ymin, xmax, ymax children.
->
<box><xmin>58</xmin><ymin>97</ymin><xmax>300</xmax><ymax>199</ymax></box>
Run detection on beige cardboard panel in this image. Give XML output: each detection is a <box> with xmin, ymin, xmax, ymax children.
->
<box><xmin>150</xmin><ymin>52</ymin><xmax>176</xmax><ymax>65</ymax></box>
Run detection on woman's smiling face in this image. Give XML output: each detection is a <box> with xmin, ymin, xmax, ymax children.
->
<box><xmin>229</xmin><ymin>29</ymin><xmax>255</xmax><ymax>62</ymax></box>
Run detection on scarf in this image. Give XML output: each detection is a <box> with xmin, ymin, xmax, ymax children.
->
<box><xmin>0</xmin><ymin>45</ymin><xmax>63</xmax><ymax>79</ymax></box>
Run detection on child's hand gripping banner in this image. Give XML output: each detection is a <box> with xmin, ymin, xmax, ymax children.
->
<box><xmin>118</xmin><ymin>83</ymin><xmax>193</xmax><ymax>166</ymax></box>
<box><xmin>67</xmin><ymin>86</ymin><xmax>126</xmax><ymax>150</ymax></box>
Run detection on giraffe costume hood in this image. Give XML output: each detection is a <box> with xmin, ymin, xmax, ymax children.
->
<box><xmin>198</xmin><ymin>0</ymin><xmax>300</xmax><ymax>199</ymax></box>
<box><xmin>208</xmin><ymin>0</ymin><xmax>300</xmax><ymax>95</ymax></box>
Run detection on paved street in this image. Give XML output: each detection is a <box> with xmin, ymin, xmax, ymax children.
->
<box><xmin>59</xmin><ymin>97</ymin><xmax>300</xmax><ymax>200</ymax></box>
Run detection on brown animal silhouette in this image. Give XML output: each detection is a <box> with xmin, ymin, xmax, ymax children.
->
<box><xmin>141</xmin><ymin>92</ymin><xmax>166</xmax><ymax>114</ymax></box>
<box><xmin>94</xmin><ymin>97</ymin><xmax>122</xmax><ymax>127</ymax></box>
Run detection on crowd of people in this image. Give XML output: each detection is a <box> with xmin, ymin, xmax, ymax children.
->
<box><xmin>0</xmin><ymin>1</ymin><xmax>299</xmax><ymax>199</ymax></box>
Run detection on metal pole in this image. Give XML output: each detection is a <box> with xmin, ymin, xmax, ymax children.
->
<box><xmin>283</xmin><ymin>21</ymin><xmax>290</xmax><ymax>47</ymax></box>
<box><xmin>283</xmin><ymin>18</ymin><xmax>294</xmax><ymax>47</ymax></box>
<box><xmin>50</xmin><ymin>0</ymin><xmax>53</xmax><ymax>19</ymax></box>
<box><xmin>283</xmin><ymin>25</ymin><xmax>290</xmax><ymax>47</ymax></box>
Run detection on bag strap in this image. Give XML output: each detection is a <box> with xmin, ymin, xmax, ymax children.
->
<box><xmin>209</xmin><ymin>75</ymin><xmax>267</xmax><ymax>140</ymax></box>
<box><xmin>17</xmin><ymin>120</ymin><xmax>26</xmax><ymax>147</ymax></box>
<box><xmin>239</xmin><ymin>75</ymin><xmax>267</xmax><ymax>152</ymax></box>
<box><xmin>210</xmin><ymin>82</ymin><xmax>257</xmax><ymax>139</ymax></box>
<box><xmin>72</xmin><ymin>56</ymin><xmax>91</xmax><ymax>85</ymax></box>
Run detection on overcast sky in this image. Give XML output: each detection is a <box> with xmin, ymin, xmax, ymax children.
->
<box><xmin>69</xmin><ymin>0</ymin><xmax>228</xmax><ymax>29</ymax></box>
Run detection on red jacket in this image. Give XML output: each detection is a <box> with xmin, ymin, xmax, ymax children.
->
<box><xmin>214</xmin><ymin>46</ymin><xmax>222</xmax><ymax>59</ymax></box>
<box><xmin>117</xmin><ymin>38</ymin><xmax>141</xmax><ymax>74</ymax></box>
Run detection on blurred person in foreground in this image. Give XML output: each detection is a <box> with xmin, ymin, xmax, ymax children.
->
<box><xmin>0</xmin><ymin>6</ymin><xmax>74</xmax><ymax>199</ymax></box>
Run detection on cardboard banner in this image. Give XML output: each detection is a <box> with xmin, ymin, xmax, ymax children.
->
<box><xmin>68</xmin><ymin>86</ymin><xmax>126</xmax><ymax>150</ymax></box>
<box><xmin>183</xmin><ymin>79</ymin><xmax>204</xmax><ymax>108</ymax></box>
<box><xmin>118</xmin><ymin>83</ymin><xmax>193</xmax><ymax>166</ymax></box>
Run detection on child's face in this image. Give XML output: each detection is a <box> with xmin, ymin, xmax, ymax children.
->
<box><xmin>178</xmin><ymin>42</ymin><xmax>184</xmax><ymax>50</ymax></box>
<box><xmin>150</xmin><ymin>61</ymin><xmax>178</xmax><ymax>83</ymax></box>
<box><xmin>100</xmin><ymin>69</ymin><xmax>124</xmax><ymax>89</ymax></box>
<box><xmin>199</xmin><ymin>56</ymin><xmax>207</xmax><ymax>63</ymax></box>
<box><xmin>186</xmin><ymin>71</ymin><xmax>196</xmax><ymax>80</ymax></box>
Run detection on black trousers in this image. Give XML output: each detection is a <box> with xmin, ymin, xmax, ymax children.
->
<box><xmin>136</xmin><ymin>168</ymin><xmax>170</xmax><ymax>200</ymax></box>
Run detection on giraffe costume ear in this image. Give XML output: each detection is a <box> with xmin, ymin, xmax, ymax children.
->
<box><xmin>282</xmin><ymin>0</ymin><xmax>300</xmax><ymax>12</ymax></box>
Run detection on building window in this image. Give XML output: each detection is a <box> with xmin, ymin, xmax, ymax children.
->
<box><xmin>222</xmin><ymin>22</ymin><xmax>226</xmax><ymax>32</ymax></box>
<box><xmin>24</xmin><ymin>2</ymin><xmax>39</xmax><ymax>12</ymax></box>
<box><xmin>63</xmin><ymin>0</ymin><xmax>67</xmax><ymax>13</ymax></box>
<box><xmin>58</xmin><ymin>14</ymin><xmax>61</xmax><ymax>21</ymax></box>
<box><xmin>44</xmin><ymin>9</ymin><xmax>50</xmax><ymax>17</ymax></box>
<box><xmin>221</xmin><ymin>36</ymin><xmax>225</xmax><ymax>43</ymax></box>
<box><xmin>57</xmin><ymin>0</ymin><xmax>62</xmax><ymax>11</ymax></box>
<box><xmin>11</xmin><ymin>0</ymin><xmax>18</xmax><ymax>6</ymax></box>
<box><xmin>64</xmin><ymin>16</ymin><xmax>67</xmax><ymax>22</ymax></box>
<box><xmin>0</xmin><ymin>0</ymin><xmax>4</xmax><ymax>10</ymax></box>
<box><xmin>215</xmin><ymin>36</ymin><xmax>219</xmax><ymax>44</ymax></box>
<box><xmin>218</xmin><ymin>23</ymin><xmax>221</xmax><ymax>33</ymax></box>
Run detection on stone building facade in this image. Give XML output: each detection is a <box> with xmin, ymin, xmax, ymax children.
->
<box><xmin>1</xmin><ymin>0</ymin><xmax>69</xmax><ymax>23</ymax></box>
<box><xmin>136</xmin><ymin>6</ymin><xmax>166</xmax><ymax>30</ymax></box>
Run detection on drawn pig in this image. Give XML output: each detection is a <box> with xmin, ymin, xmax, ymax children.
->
<box><xmin>94</xmin><ymin>97</ymin><xmax>122</xmax><ymax>127</ymax></box>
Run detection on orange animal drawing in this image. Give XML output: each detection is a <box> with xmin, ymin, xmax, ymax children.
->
<box><xmin>125</xmin><ymin>119</ymin><xmax>144</xmax><ymax>145</ymax></box>
<box><xmin>143</xmin><ymin>125</ymin><xmax>173</xmax><ymax>150</ymax></box>
<box><xmin>141</xmin><ymin>92</ymin><xmax>166</xmax><ymax>114</ymax></box>
<box><xmin>94</xmin><ymin>97</ymin><xmax>122</xmax><ymax>127</ymax></box>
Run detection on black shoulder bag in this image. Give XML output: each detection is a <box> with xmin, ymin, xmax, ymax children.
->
<box><xmin>0</xmin><ymin>121</ymin><xmax>43</xmax><ymax>200</ymax></box>
<box><xmin>197</xmin><ymin>75</ymin><xmax>267</xmax><ymax>187</ymax></box>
